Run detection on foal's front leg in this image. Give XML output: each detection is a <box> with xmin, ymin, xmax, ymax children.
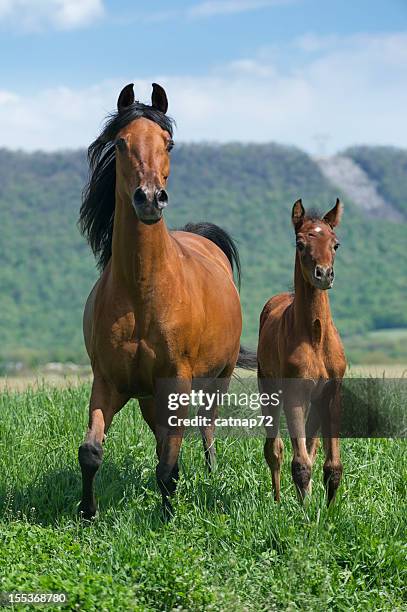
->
<box><xmin>78</xmin><ymin>376</ymin><xmax>128</xmax><ymax>519</ymax></box>
<box><xmin>284</xmin><ymin>382</ymin><xmax>314</xmax><ymax>500</ymax></box>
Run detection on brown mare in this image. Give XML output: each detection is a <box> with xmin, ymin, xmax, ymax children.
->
<box><xmin>78</xmin><ymin>83</ymin><xmax>254</xmax><ymax>519</ymax></box>
<box><xmin>257</xmin><ymin>199</ymin><xmax>346</xmax><ymax>504</ymax></box>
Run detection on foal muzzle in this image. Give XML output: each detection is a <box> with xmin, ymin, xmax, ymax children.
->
<box><xmin>313</xmin><ymin>265</ymin><xmax>334</xmax><ymax>289</ymax></box>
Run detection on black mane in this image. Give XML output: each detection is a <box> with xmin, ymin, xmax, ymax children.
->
<box><xmin>79</xmin><ymin>103</ymin><xmax>174</xmax><ymax>270</ymax></box>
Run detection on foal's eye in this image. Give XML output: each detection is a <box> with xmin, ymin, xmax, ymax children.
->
<box><xmin>167</xmin><ymin>139</ymin><xmax>174</xmax><ymax>152</ymax></box>
<box><xmin>296</xmin><ymin>241</ymin><xmax>305</xmax><ymax>252</ymax></box>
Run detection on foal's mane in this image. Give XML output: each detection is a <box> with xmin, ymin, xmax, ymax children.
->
<box><xmin>79</xmin><ymin>103</ymin><xmax>174</xmax><ymax>270</ymax></box>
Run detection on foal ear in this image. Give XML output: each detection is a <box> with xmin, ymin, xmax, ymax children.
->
<box><xmin>151</xmin><ymin>83</ymin><xmax>168</xmax><ymax>114</ymax></box>
<box><xmin>323</xmin><ymin>198</ymin><xmax>343</xmax><ymax>228</ymax></box>
<box><xmin>117</xmin><ymin>83</ymin><xmax>135</xmax><ymax>113</ymax></box>
<box><xmin>292</xmin><ymin>199</ymin><xmax>305</xmax><ymax>228</ymax></box>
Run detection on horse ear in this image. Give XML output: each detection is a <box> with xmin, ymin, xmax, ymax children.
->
<box><xmin>151</xmin><ymin>83</ymin><xmax>168</xmax><ymax>114</ymax></box>
<box><xmin>292</xmin><ymin>199</ymin><xmax>305</xmax><ymax>228</ymax></box>
<box><xmin>117</xmin><ymin>83</ymin><xmax>135</xmax><ymax>113</ymax></box>
<box><xmin>323</xmin><ymin>198</ymin><xmax>343</xmax><ymax>228</ymax></box>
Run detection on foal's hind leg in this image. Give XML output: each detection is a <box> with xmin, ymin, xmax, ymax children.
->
<box><xmin>78</xmin><ymin>376</ymin><xmax>128</xmax><ymax>520</ymax></box>
<box><xmin>260</xmin><ymin>377</ymin><xmax>284</xmax><ymax>501</ymax></box>
<box><xmin>306</xmin><ymin>401</ymin><xmax>321</xmax><ymax>467</ymax></box>
<box><xmin>320</xmin><ymin>381</ymin><xmax>343</xmax><ymax>505</ymax></box>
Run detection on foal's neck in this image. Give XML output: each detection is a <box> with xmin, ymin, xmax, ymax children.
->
<box><xmin>293</xmin><ymin>255</ymin><xmax>332</xmax><ymax>343</ymax></box>
<box><xmin>111</xmin><ymin>189</ymin><xmax>176</xmax><ymax>298</ymax></box>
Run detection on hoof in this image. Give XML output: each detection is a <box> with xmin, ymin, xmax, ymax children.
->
<box><xmin>78</xmin><ymin>442</ymin><xmax>103</xmax><ymax>475</ymax></box>
<box><xmin>291</xmin><ymin>460</ymin><xmax>311</xmax><ymax>501</ymax></box>
<box><xmin>78</xmin><ymin>502</ymin><xmax>97</xmax><ymax>522</ymax></box>
<box><xmin>324</xmin><ymin>465</ymin><xmax>343</xmax><ymax>505</ymax></box>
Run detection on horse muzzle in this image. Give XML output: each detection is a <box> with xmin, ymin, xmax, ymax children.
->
<box><xmin>132</xmin><ymin>187</ymin><xmax>169</xmax><ymax>224</ymax></box>
<box><xmin>313</xmin><ymin>265</ymin><xmax>334</xmax><ymax>290</ymax></box>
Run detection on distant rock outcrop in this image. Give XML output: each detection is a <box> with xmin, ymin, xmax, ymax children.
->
<box><xmin>316</xmin><ymin>155</ymin><xmax>404</xmax><ymax>222</ymax></box>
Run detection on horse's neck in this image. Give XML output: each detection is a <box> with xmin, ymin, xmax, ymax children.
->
<box><xmin>293</xmin><ymin>255</ymin><xmax>332</xmax><ymax>342</ymax></box>
<box><xmin>111</xmin><ymin>191</ymin><xmax>177</xmax><ymax>301</ymax></box>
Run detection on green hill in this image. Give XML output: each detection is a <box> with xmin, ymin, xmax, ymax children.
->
<box><xmin>0</xmin><ymin>144</ymin><xmax>406</xmax><ymax>368</ymax></box>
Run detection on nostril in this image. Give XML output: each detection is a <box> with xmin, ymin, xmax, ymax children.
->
<box><xmin>133</xmin><ymin>187</ymin><xmax>147</xmax><ymax>205</ymax></box>
<box><xmin>315</xmin><ymin>266</ymin><xmax>323</xmax><ymax>279</ymax></box>
<box><xmin>155</xmin><ymin>189</ymin><xmax>168</xmax><ymax>209</ymax></box>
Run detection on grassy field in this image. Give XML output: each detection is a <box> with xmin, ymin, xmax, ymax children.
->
<box><xmin>0</xmin><ymin>383</ymin><xmax>406</xmax><ymax>611</ymax></box>
<box><xmin>345</xmin><ymin>329</ymin><xmax>407</xmax><ymax>365</ymax></box>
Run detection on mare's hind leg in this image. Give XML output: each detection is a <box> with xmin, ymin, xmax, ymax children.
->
<box><xmin>259</xmin><ymin>376</ymin><xmax>284</xmax><ymax>501</ymax></box>
<box><xmin>198</xmin><ymin>400</ymin><xmax>218</xmax><ymax>471</ymax></box>
<box><xmin>78</xmin><ymin>376</ymin><xmax>128</xmax><ymax>520</ymax></box>
<box><xmin>198</xmin><ymin>366</ymin><xmax>233</xmax><ymax>472</ymax></box>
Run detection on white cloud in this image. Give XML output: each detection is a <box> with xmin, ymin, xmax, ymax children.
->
<box><xmin>188</xmin><ymin>0</ymin><xmax>293</xmax><ymax>18</ymax></box>
<box><xmin>137</xmin><ymin>0</ymin><xmax>296</xmax><ymax>24</ymax></box>
<box><xmin>0</xmin><ymin>0</ymin><xmax>104</xmax><ymax>31</ymax></box>
<box><xmin>0</xmin><ymin>32</ymin><xmax>406</xmax><ymax>153</ymax></box>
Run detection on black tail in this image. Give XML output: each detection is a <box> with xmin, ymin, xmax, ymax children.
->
<box><xmin>236</xmin><ymin>345</ymin><xmax>257</xmax><ymax>371</ymax></box>
<box><xmin>183</xmin><ymin>222</ymin><xmax>241</xmax><ymax>289</ymax></box>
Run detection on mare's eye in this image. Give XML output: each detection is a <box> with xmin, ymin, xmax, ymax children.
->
<box><xmin>296</xmin><ymin>241</ymin><xmax>305</xmax><ymax>252</ymax></box>
<box><xmin>333</xmin><ymin>243</ymin><xmax>340</xmax><ymax>251</ymax></box>
<box><xmin>115</xmin><ymin>137</ymin><xmax>127</xmax><ymax>152</ymax></box>
<box><xmin>167</xmin><ymin>139</ymin><xmax>174</xmax><ymax>152</ymax></box>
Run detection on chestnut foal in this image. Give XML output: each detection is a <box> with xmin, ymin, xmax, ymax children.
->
<box><xmin>258</xmin><ymin>199</ymin><xmax>346</xmax><ymax>504</ymax></box>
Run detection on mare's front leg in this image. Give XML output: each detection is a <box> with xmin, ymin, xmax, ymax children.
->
<box><xmin>320</xmin><ymin>380</ymin><xmax>343</xmax><ymax>504</ymax></box>
<box><xmin>78</xmin><ymin>375</ymin><xmax>128</xmax><ymax>519</ymax></box>
<box><xmin>155</xmin><ymin>376</ymin><xmax>191</xmax><ymax>518</ymax></box>
<box><xmin>139</xmin><ymin>397</ymin><xmax>179</xmax><ymax>484</ymax></box>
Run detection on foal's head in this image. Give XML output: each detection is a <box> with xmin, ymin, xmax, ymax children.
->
<box><xmin>292</xmin><ymin>198</ymin><xmax>343</xmax><ymax>290</ymax></box>
<box><xmin>115</xmin><ymin>83</ymin><xmax>174</xmax><ymax>224</ymax></box>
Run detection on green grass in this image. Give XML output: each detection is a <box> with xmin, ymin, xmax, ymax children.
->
<box><xmin>0</xmin><ymin>384</ymin><xmax>406</xmax><ymax>611</ymax></box>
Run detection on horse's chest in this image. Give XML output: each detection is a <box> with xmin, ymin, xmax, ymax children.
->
<box><xmin>94</xmin><ymin>307</ymin><xmax>195</xmax><ymax>394</ymax></box>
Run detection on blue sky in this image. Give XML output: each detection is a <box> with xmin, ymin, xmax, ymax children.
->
<box><xmin>0</xmin><ymin>0</ymin><xmax>406</xmax><ymax>152</ymax></box>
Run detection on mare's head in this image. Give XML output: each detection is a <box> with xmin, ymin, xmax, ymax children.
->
<box><xmin>80</xmin><ymin>83</ymin><xmax>175</xmax><ymax>268</ymax></box>
<box><xmin>115</xmin><ymin>83</ymin><xmax>173</xmax><ymax>224</ymax></box>
<box><xmin>292</xmin><ymin>198</ymin><xmax>343</xmax><ymax>290</ymax></box>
